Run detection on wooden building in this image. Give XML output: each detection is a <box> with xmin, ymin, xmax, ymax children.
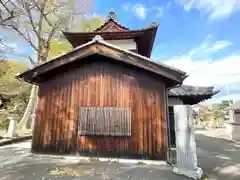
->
<box><xmin>17</xmin><ymin>11</ymin><xmax>218</xmax><ymax>161</ymax></box>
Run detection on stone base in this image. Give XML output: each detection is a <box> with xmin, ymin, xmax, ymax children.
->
<box><xmin>3</xmin><ymin>133</ymin><xmax>18</xmax><ymax>139</ymax></box>
<box><xmin>225</xmin><ymin>121</ymin><xmax>240</xmax><ymax>141</ymax></box>
<box><xmin>173</xmin><ymin>166</ymin><xmax>203</xmax><ymax>180</ymax></box>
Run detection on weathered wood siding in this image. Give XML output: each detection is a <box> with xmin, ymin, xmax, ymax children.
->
<box><xmin>32</xmin><ymin>57</ymin><xmax>167</xmax><ymax>160</ymax></box>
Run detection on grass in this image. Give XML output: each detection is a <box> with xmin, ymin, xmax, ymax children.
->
<box><xmin>0</xmin><ymin>129</ymin><xmax>6</xmax><ymax>137</ymax></box>
<box><xmin>135</xmin><ymin>161</ymin><xmax>146</xmax><ymax>165</ymax></box>
<box><xmin>201</xmin><ymin>172</ymin><xmax>209</xmax><ymax>180</ymax></box>
<box><xmin>46</xmin><ymin>167</ymin><xmax>80</xmax><ymax>177</ymax></box>
<box><xmin>88</xmin><ymin>157</ymin><xmax>100</xmax><ymax>162</ymax></box>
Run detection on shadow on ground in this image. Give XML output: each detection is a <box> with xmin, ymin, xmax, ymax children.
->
<box><xmin>196</xmin><ymin>132</ymin><xmax>240</xmax><ymax>180</ymax></box>
<box><xmin>0</xmin><ymin>141</ymin><xmax>190</xmax><ymax>180</ymax></box>
<box><xmin>0</xmin><ymin>156</ymin><xmax>189</xmax><ymax>180</ymax></box>
<box><xmin>2</xmin><ymin>130</ymin><xmax>239</xmax><ymax>180</ymax></box>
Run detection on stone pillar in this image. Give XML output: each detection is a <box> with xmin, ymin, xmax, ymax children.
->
<box><xmin>225</xmin><ymin>110</ymin><xmax>240</xmax><ymax>141</ymax></box>
<box><xmin>31</xmin><ymin>89</ymin><xmax>38</xmax><ymax>130</ymax></box>
<box><xmin>172</xmin><ymin>105</ymin><xmax>203</xmax><ymax>180</ymax></box>
<box><xmin>4</xmin><ymin>116</ymin><xmax>18</xmax><ymax>138</ymax></box>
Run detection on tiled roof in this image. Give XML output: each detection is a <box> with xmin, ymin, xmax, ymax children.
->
<box><xmin>169</xmin><ymin>85</ymin><xmax>219</xmax><ymax>96</ymax></box>
<box><xmin>16</xmin><ymin>35</ymin><xmax>186</xmax><ymax>85</ymax></box>
<box><xmin>168</xmin><ymin>85</ymin><xmax>219</xmax><ymax>104</ymax></box>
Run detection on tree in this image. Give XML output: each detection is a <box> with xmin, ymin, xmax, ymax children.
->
<box><xmin>0</xmin><ymin>0</ymin><xmax>93</xmax><ymax>132</ymax></box>
<box><xmin>218</xmin><ymin>100</ymin><xmax>233</xmax><ymax>121</ymax></box>
<box><xmin>47</xmin><ymin>16</ymin><xmax>104</xmax><ymax>59</ymax></box>
<box><xmin>0</xmin><ymin>60</ymin><xmax>30</xmax><ymax>130</ymax></box>
<box><xmin>0</xmin><ymin>0</ymin><xmax>93</xmax><ymax>63</ymax></box>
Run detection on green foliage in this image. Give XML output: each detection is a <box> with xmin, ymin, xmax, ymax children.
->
<box><xmin>0</xmin><ymin>60</ymin><xmax>31</xmax><ymax>129</ymax></box>
<box><xmin>0</xmin><ymin>60</ymin><xmax>29</xmax><ymax>93</ymax></box>
<box><xmin>47</xmin><ymin>16</ymin><xmax>103</xmax><ymax>59</ymax></box>
<box><xmin>135</xmin><ymin>161</ymin><xmax>146</xmax><ymax>165</ymax></box>
<box><xmin>88</xmin><ymin>157</ymin><xmax>100</xmax><ymax>162</ymax></box>
<box><xmin>198</xmin><ymin>100</ymin><xmax>233</xmax><ymax>129</ymax></box>
<box><xmin>212</xmin><ymin>108</ymin><xmax>225</xmax><ymax>121</ymax></box>
<box><xmin>73</xmin><ymin>16</ymin><xmax>104</xmax><ymax>32</ymax></box>
<box><xmin>47</xmin><ymin>39</ymin><xmax>72</xmax><ymax>59</ymax></box>
<box><xmin>219</xmin><ymin>100</ymin><xmax>233</xmax><ymax>111</ymax></box>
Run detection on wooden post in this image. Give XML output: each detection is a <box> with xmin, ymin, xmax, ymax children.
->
<box><xmin>172</xmin><ymin>105</ymin><xmax>203</xmax><ymax>180</ymax></box>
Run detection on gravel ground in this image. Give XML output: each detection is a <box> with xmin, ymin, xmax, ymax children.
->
<box><xmin>196</xmin><ymin>129</ymin><xmax>240</xmax><ymax>180</ymax></box>
<box><xmin>0</xmin><ymin>129</ymin><xmax>239</xmax><ymax>180</ymax></box>
<box><xmin>0</xmin><ymin>141</ymin><xmax>187</xmax><ymax>180</ymax></box>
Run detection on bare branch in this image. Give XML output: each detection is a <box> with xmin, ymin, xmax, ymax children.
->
<box><xmin>28</xmin><ymin>56</ymin><xmax>36</xmax><ymax>66</ymax></box>
<box><xmin>23</xmin><ymin>2</ymin><xmax>42</xmax><ymax>44</ymax></box>
<box><xmin>0</xmin><ymin>0</ymin><xmax>92</xmax><ymax>63</ymax></box>
<box><xmin>43</xmin><ymin>20</ymin><xmax>60</xmax><ymax>58</ymax></box>
<box><xmin>46</xmin><ymin>20</ymin><xmax>60</xmax><ymax>45</ymax></box>
<box><xmin>4</xmin><ymin>24</ymin><xmax>39</xmax><ymax>52</ymax></box>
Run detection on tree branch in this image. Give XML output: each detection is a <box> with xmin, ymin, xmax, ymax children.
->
<box><xmin>28</xmin><ymin>56</ymin><xmax>36</xmax><ymax>66</ymax></box>
<box><xmin>22</xmin><ymin>2</ymin><xmax>43</xmax><ymax>46</ymax></box>
<box><xmin>3</xmin><ymin>24</ymin><xmax>39</xmax><ymax>52</ymax></box>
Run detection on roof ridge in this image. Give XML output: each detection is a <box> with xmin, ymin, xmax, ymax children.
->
<box><xmin>17</xmin><ymin>35</ymin><xmax>186</xmax><ymax>85</ymax></box>
<box><xmin>94</xmin><ymin>36</ymin><xmax>186</xmax><ymax>75</ymax></box>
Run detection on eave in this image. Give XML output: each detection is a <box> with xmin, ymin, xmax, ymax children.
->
<box><xmin>62</xmin><ymin>24</ymin><xmax>159</xmax><ymax>58</ymax></box>
<box><xmin>16</xmin><ymin>35</ymin><xmax>186</xmax><ymax>87</ymax></box>
<box><xmin>169</xmin><ymin>85</ymin><xmax>220</xmax><ymax>105</ymax></box>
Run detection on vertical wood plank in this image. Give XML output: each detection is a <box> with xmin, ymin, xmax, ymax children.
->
<box><xmin>33</xmin><ymin>60</ymin><xmax>167</xmax><ymax>160</ymax></box>
<box><xmin>43</xmin><ymin>81</ymin><xmax>51</xmax><ymax>148</ymax></box>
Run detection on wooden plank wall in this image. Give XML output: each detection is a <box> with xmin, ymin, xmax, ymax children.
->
<box><xmin>32</xmin><ymin>58</ymin><xmax>167</xmax><ymax>160</ymax></box>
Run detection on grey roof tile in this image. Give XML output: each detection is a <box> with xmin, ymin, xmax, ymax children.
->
<box><xmin>169</xmin><ymin>85</ymin><xmax>219</xmax><ymax>96</ymax></box>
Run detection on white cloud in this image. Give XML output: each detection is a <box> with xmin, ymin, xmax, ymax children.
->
<box><xmin>132</xmin><ymin>4</ymin><xmax>147</xmax><ymax>20</ymax></box>
<box><xmin>4</xmin><ymin>42</ymin><xmax>18</xmax><ymax>49</ymax></box>
<box><xmin>123</xmin><ymin>2</ymin><xmax>172</xmax><ymax>19</ymax></box>
<box><xmin>187</xmin><ymin>35</ymin><xmax>232</xmax><ymax>57</ymax></box>
<box><xmin>216</xmin><ymin>93</ymin><xmax>240</xmax><ymax>102</ymax></box>
<box><xmin>178</xmin><ymin>0</ymin><xmax>240</xmax><ymax>20</ymax></box>
<box><xmin>159</xmin><ymin>37</ymin><xmax>239</xmax><ymax>101</ymax></box>
<box><xmin>166</xmin><ymin>2</ymin><xmax>172</xmax><ymax>9</ymax></box>
<box><xmin>165</xmin><ymin>55</ymin><xmax>240</xmax><ymax>101</ymax></box>
<box><xmin>204</xmin><ymin>41</ymin><xmax>232</xmax><ymax>53</ymax></box>
<box><xmin>122</xmin><ymin>3</ymin><xmax>130</xmax><ymax>11</ymax></box>
<box><xmin>165</xmin><ymin>55</ymin><xmax>240</xmax><ymax>86</ymax></box>
<box><xmin>155</xmin><ymin>7</ymin><xmax>164</xmax><ymax>18</ymax></box>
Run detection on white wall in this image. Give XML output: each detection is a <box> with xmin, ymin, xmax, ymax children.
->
<box><xmin>106</xmin><ymin>39</ymin><xmax>137</xmax><ymax>50</ymax></box>
<box><xmin>168</xmin><ymin>97</ymin><xmax>183</xmax><ymax>106</ymax></box>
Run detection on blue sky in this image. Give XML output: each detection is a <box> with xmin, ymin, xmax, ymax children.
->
<box><xmin>1</xmin><ymin>0</ymin><xmax>240</xmax><ymax>103</ymax></box>
<box><xmin>93</xmin><ymin>0</ymin><xmax>240</xmax><ymax>103</ymax></box>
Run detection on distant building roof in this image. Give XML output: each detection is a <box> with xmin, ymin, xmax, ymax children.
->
<box><xmin>229</xmin><ymin>101</ymin><xmax>240</xmax><ymax>110</ymax></box>
<box><xmin>62</xmin><ymin>10</ymin><xmax>159</xmax><ymax>58</ymax></box>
